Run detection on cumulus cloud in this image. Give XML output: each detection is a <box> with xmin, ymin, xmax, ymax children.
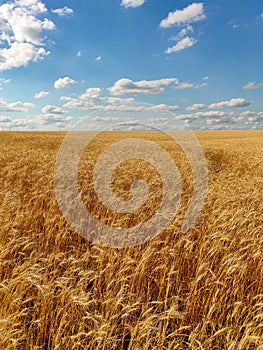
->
<box><xmin>79</xmin><ymin>90</ymin><xmax>136</xmax><ymax>104</ymax></box>
<box><xmin>205</xmin><ymin>117</ymin><xmax>236</xmax><ymax>126</ymax></box>
<box><xmin>95</xmin><ymin>56</ymin><xmax>102</xmax><ymax>61</ymax></box>
<box><xmin>15</xmin><ymin>0</ymin><xmax>47</xmax><ymax>14</ymax></box>
<box><xmin>0</xmin><ymin>99</ymin><xmax>34</xmax><ymax>112</ymax></box>
<box><xmin>174</xmin><ymin>113</ymin><xmax>196</xmax><ymax>122</ymax></box>
<box><xmin>173</xmin><ymin>110</ymin><xmax>248</xmax><ymax>129</ymax></box>
<box><xmin>147</xmin><ymin>104</ymin><xmax>179</xmax><ymax>112</ymax></box>
<box><xmin>0</xmin><ymin>117</ymin><xmax>34</xmax><ymax>130</ymax></box>
<box><xmin>0</xmin><ymin>0</ymin><xmax>55</xmax><ymax>70</ymax></box>
<box><xmin>0</xmin><ymin>115</ymin><xmax>12</xmax><ymax>122</ymax></box>
<box><xmin>62</xmin><ymin>94</ymin><xmax>179</xmax><ymax>113</ymax></box>
<box><xmin>243</xmin><ymin>81</ymin><xmax>263</xmax><ymax>90</ymax></box>
<box><xmin>161</xmin><ymin>3</ymin><xmax>206</xmax><ymax>55</ymax></box>
<box><xmin>54</xmin><ymin>77</ymin><xmax>76</xmax><ymax>89</ymax></box>
<box><xmin>120</xmin><ymin>0</ymin><xmax>145</xmax><ymax>9</ymax></box>
<box><xmin>108</xmin><ymin>77</ymin><xmax>179</xmax><ymax>95</ymax></box>
<box><xmin>160</xmin><ymin>3</ymin><xmax>206</xmax><ymax>28</ymax></box>
<box><xmin>62</xmin><ymin>98</ymin><xmax>97</xmax><ymax>111</ymax></box>
<box><xmin>170</xmin><ymin>25</ymin><xmax>194</xmax><ymax>41</ymax></box>
<box><xmin>80</xmin><ymin>88</ymin><xmax>102</xmax><ymax>100</ymax></box>
<box><xmin>195</xmin><ymin>111</ymin><xmax>228</xmax><ymax>118</ymax></box>
<box><xmin>34</xmin><ymin>90</ymin><xmax>49</xmax><ymax>99</ymax></box>
<box><xmin>166</xmin><ymin>36</ymin><xmax>197</xmax><ymax>54</ymax></box>
<box><xmin>100</xmin><ymin>104</ymin><xmax>179</xmax><ymax>113</ymax></box>
<box><xmin>41</xmin><ymin>105</ymin><xmax>65</xmax><ymax>114</ymax></box>
<box><xmin>106</xmin><ymin>97</ymin><xmax>135</xmax><ymax>104</ymax></box>
<box><xmin>208</xmin><ymin>98</ymin><xmax>252</xmax><ymax>109</ymax></box>
<box><xmin>174</xmin><ymin>81</ymin><xmax>207</xmax><ymax>90</ymax></box>
<box><xmin>174</xmin><ymin>82</ymin><xmax>194</xmax><ymax>89</ymax></box>
<box><xmin>240</xmin><ymin>111</ymin><xmax>263</xmax><ymax>123</ymax></box>
<box><xmin>36</xmin><ymin>114</ymin><xmax>72</xmax><ymax>125</ymax></box>
<box><xmin>108</xmin><ymin>77</ymin><xmax>205</xmax><ymax>95</ymax></box>
<box><xmin>51</xmin><ymin>6</ymin><xmax>73</xmax><ymax>17</ymax></box>
<box><xmin>0</xmin><ymin>42</ymin><xmax>49</xmax><ymax>70</ymax></box>
<box><xmin>0</xmin><ymin>1</ymin><xmax>54</xmax><ymax>44</ymax></box>
<box><xmin>174</xmin><ymin>111</ymin><xmax>228</xmax><ymax>121</ymax></box>
<box><xmin>186</xmin><ymin>103</ymin><xmax>206</xmax><ymax>111</ymax></box>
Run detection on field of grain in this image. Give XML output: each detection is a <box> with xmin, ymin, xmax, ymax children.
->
<box><xmin>0</xmin><ymin>130</ymin><xmax>262</xmax><ymax>349</ymax></box>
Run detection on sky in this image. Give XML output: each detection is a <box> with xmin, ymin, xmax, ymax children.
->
<box><xmin>0</xmin><ymin>0</ymin><xmax>263</xmax><ymax>131</ymax></box>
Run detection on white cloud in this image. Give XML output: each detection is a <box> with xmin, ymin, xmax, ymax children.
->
<box><xmin>100</xmin><ymin>104</ymin><xmax>179</xmax><ymax>113</ymax></box>
<box><xmin>160</xmin><ymin>3</ymin><xmax>206</xmax><ymax>28</ymax></box>
<box><xmin>243</xmin><ymin>81</ymin><xmax>263</xmax><ymax>90</ymax></box>
<box><xmin>0</xmin><ymin>18</ymin><xmax>11</xmax><ymax>34</ymax></box>
<box><xmin>166</xmin><ymin>36</ymin><xmax>197</xmax><ymax>54</ymax></box>
<box><xmin>68</xmin><ymin>87</ymin><xmax>137</xmax><ymax>105</ymax></box>
<box><xmin>247</xmin><ymin>116</ymin><xmax>262</xmax><ymax>123</ymax></box>
<box><xmin>202</xmin><ymin>76</ymin><xmax>209</xmax><ymax>80</ymax></box>
<box><xmin>174</xmin><ymin>113</ymin><xmax>196</xmax><ymax>121</ymax></box>
<box><xmin>62</xmin><ymin>98</ymin><xmax>97</xmax><ymax>111</ymax></box>
<box><xmin>205</xmin><ymin>116</ymin><xmax>236</xmax><ymax>125</ymax></box>
<box><xmin>34</xmin><ymin>90</ymin><xmax>49</xmax><ymax>99</ymax></box>
<box><xmin>0</xmin><ymin>99</ymin><xmax>34</xmax><ymax>112</ymax></box>
<box><xmin>240</xmin><ymin>111</ymin><xmax>263</xmax><ymax>123</ymax></box>
<box><xmin>0</xmin><ymin>117</ymin><xmax>34</xmax><ymax>130</ymax></box>
<box><xmin>41</xmin><ymin>105</ymin><xmax>65</xmax><ymax>114</ymax></box>
<box><xmin>174</xmin><ymin>110</ymin><xmax>243</xmax><ymax>128</ymax></box>
<box><xmin>170</xmin><ymin>25</ymin><xmax>194</xmax><ymax>41</ymax></box>
<box><xmin>0</xmin><ymin>78</ymin><xmax>11</xmax><ymax>89</ymax></box>
<box><xmin>108</xmin><ymin>77</ymin><xmax>179</xmax><ymax>95</ymax></box>
<box><xmin>186</xmin><ymin>103</ymin><xmax>206</xmax><ymax>111</ymax></box>
<box><xmin>108</xmin><ymin>77</ymin><xmax>204</xmax><ymax>95</ymax></box>
<box><xmin>62</xmin><ymin>94</ymin><xmax>179</xmax><ymax>113</ymax></box>
<box><xmin>60</xmin><ymin>96</ymin><xmax>72</xmax><ymax>101</ymax></box>
<box><xmin>174</xmin><ymin>81</ymin><xmax>207</xmax><ymax>90</ymax></box>
<box><xmin>52</xmin><ymin>7</ymin><xmax>73</xmax><ymax>17</ymax></box>
<box><xmin>54</xmin><ymin>77</ymin><xmax>76</xmax><ymax>89</ymax></box>
<box><xmin>120</xmin><ymin>0</ymin><xmax>145</xmax><ymax>9</ymax></box>
<box><xmin>261</xmin><ymin>12</ymin><xmax>263</xmax><ymax>18</ymax></box>
<box><xmin>95</xmin><ymin>56</ymin><xmax>102</xmax><ymax>61</ymax></box>
<box><xmin>106</xmin><ymin>97</ymin><xmax>135</xmax><ymax>104</ymax></box>
<box><xmin>0</xmin><ymin>41</ymin><xmax>50</xmax><ymax>70</ymax></box>
<box><xmin>208</xmin><ymin>98</ymin><xmax>252</xmax><ymax>109</ymax></box>
<box><xmin>0</xmin><ymin>78</ymin><xmax>11</xmax><ymax>84</ymax></box>
<box><xmin>80</xmin><ymin>88</ymin><xmax>102</xmax><ymax>100</ymax></box>
<box><xmin>240</xmin><ymin>111</ymin><xmax>261</xmax><ymax>118</ymax></box>
<box><xmin>77</xmin><ymin>50</ymin><xmax>81</xmax><ymax>57</ymax></box>
<box><xmin>0</xmin><ymin>115</ymin><xmax>12</xmax><ymax>122</ymax></box>
<box><xmin>0</xmin><ymin>1</ymin><xmax>54</xmax><ymax>45</ymax></box>
<box><xmin>8</xmin><ymin>13</ymin><xmax>54</xmax><ymax>45</ymax></box>
<box><xmin>195</xmin><ymin>111</ymin><xmax>227</xmax><ymax>118</ymax></box>
<box><xmin>174</xmin><ymin>82</ymin><xmax>195</xmax><ymax>89</ymax></box>
<box><xmin>36</xmin><ymin>114</ymin><xmax>72</xmax><ymax>125</ymax></box>
<box><xmin>175</xmin><ymin>111</ymin><xmax>230</xmax><ymax>122</ymax></box>
<box><xmin>15</xmin><ymin>0</ymin><xmax>47</xmax><ymax>14</ymax></box>
<box><xmin>0</xmin><ymin>0</ymin><xmax>55</xmax><ymax>70</ymax></box>
<box><xmin>148</xmin><ymin>104</ymin><xmax>179</xmax><ymax>112</ymax></box>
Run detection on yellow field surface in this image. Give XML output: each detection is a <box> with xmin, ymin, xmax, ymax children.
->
<box><xmin>0</xmin><ymin>130</ymin><xmax>262</xmax><ymax>349</ymax></box>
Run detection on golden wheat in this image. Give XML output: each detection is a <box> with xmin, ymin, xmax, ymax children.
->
<box><xmin>0</xmin><ymin>130</ymin><xmax>262</xmax><ymax>349</ymax></box>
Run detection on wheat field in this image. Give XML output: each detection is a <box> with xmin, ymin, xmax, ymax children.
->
<box><xmin>0</xmin><ymin>130</ymin><xmax>262</xmax><ymax>349</ymax></box>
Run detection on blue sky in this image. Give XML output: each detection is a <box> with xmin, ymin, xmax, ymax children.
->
<box><xmin>0</xmin><ymin>0</ymin><xmax>262</xmax><ymax>130</ymax></box>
